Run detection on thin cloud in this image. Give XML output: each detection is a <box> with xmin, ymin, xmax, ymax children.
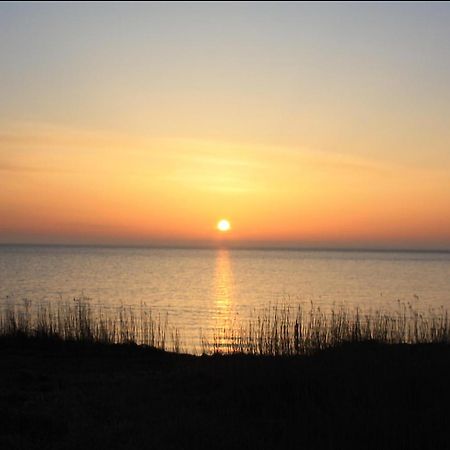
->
<box><xmin>0</xmin><ymin>161</ymin><xmax>75</xmax><ymax>174</ymax></box>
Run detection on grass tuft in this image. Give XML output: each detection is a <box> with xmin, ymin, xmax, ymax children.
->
<box><xmin>0</xmin><ymin>297</ymin><xmax>182</xmax><ymax>352</ymax></box>
<box><xmin>2</xmin><ymin>298</ymin><xmax>449</xmax><ymax>356</ymax></box>
<box><xmin>204</xmin><ymin>302</ymin><xmax>450</xmax><ymax>355</ymax></box>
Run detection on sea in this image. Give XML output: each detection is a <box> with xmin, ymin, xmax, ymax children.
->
<box><xmin>1</xmin><ymin>245</ymin><xmax>449</xmax><ymax>352</ymax></box>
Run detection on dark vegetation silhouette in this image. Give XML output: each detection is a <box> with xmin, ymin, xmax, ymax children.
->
<box><xmin>1</xmin><ymin>299</ymin><xmax>450</xmax><ymax>449</ymax></box>
<box><xmin>2</xmin><ymin>298</ymin><xmax>449</xmax><ymax>353</ymax></box>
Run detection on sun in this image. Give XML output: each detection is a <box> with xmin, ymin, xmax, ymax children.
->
<box><xmin>217</xmin><ymin>219</ymin><xmax>231</xmax><ymax>232</ymax></box>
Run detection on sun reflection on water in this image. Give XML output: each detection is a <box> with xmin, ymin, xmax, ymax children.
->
<box><xmin>214</xmin><ymin>249</ymin><xmax>234</xmax><ymax>310</ymax></box>
<box><xmin>212</xmin><ymin>248</ymin><xmax>235</xmax><ymax>350</ymax></box>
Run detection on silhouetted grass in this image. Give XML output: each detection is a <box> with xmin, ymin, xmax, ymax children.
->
<box><xmin>1</xmin><ymin>298</ymin><xmax>450</xmax><ymax>449</ymax></box>
<box><xmin>0</xmin><ymin>297</ymin><xmax>182</xmax><ymax>353</ymax></box>
<box><xmin>204</xmin><ymin>302</ymin><xmax>450</xmax><ymax>354</ymax></box>
<box><xmin>2</xmin><ymin>297</ymin><xmax>448</xmax><ymax>356</ymax></box>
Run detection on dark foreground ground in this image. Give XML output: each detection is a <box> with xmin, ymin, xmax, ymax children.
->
<box><xmin>1</xmin><ymin>338</ymin><xmax>449</xmax><ymax>450</ymax></box>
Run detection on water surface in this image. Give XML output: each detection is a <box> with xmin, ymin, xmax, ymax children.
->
<box><xmin>1</xmin><ymin>245</ymin><xmax>449</xmax><ymax>350</ymax></box>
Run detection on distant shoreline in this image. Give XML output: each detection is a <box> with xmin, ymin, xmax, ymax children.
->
<box><xmin>1</xmin><ymin>242</ymin><xmax>450</xmax><ymax>254</ymax></box>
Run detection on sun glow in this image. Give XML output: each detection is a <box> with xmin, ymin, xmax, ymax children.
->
<box><xmin>217</xmin><ymin>219</ymin><xmax>231</xmax><ymax>232</ymax></box>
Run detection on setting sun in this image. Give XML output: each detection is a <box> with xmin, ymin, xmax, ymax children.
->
<box><xmin>217</xmin><ymin>219</ymin><xmax>231</xmax><ymax>232</ymax></box>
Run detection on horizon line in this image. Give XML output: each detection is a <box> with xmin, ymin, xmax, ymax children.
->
<box><xmin>1</xmin><ymin>242</ymin><xmax>449</xmax><ymax>254</ymax></box>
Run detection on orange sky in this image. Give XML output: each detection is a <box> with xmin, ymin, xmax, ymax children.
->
<box><xmin>1</xmin><ymin>4</ymin><xmax>450</xmax><ymax>249</ymax></box>
<box><xmin>1</xmin><ymin>122</ymin><xmax>449</xmax><ymax>249</ymax></box>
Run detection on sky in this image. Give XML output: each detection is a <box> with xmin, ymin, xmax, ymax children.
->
<box><xmin>1</xmin><ymin>2</ymin><xmax>450</xmax><ymax>249</ymax></box>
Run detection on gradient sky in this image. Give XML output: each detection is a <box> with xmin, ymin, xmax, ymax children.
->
<box><xmin>1</xmin><ymin>2</ymin><xmax>450</xmax><ymax>249</ymax></box>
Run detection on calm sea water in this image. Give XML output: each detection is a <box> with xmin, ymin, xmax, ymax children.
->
<box><xmin>1</xmin><ymin>245</ymin><xmax>450</xmax><ymax>350</ymax></box>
